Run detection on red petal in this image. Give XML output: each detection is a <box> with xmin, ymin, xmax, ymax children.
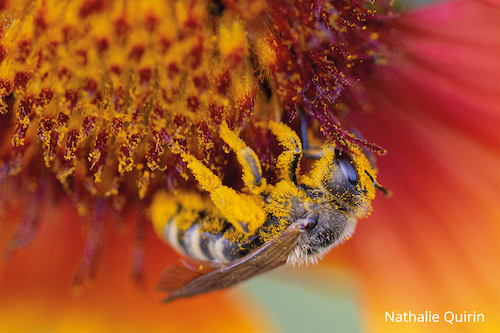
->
<box><xmin>343</xmin><ymin>0</ymin><xmax>500</xmax><ymax>331</ymax></box>
<box><xmin>0</xmin><ymin>199</ymin><xmax>276</xmax><ymax>332</ymax></box>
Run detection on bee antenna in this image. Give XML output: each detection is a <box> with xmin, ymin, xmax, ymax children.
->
<box><xmin>374</xmin><ymin>182</ymin><xmax>392</xmax><ymax>197</ymax></box>
<box><xmin>365</xmin><ymin>171</ymin><xmax>392</xmax><ymax>197</ymax></box>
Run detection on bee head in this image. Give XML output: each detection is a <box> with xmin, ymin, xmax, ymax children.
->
<box><xmin>306</xmin><ymin>145</ymin><xmax>378</xmax><ymax>217</ymax></box>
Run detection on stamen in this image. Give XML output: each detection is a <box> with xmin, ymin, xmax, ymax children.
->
<box><xmin>73</xmin><ymin>198</ymin><xmax>106</xmax><ymax>287</ymax></box>
<box><xmin>3</xmin><ymin>184</ymin><xmax>45</xmax><ymax>261</ymax></box>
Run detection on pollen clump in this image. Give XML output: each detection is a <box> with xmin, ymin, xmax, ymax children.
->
<box><xmin>151</xmin><ymin>190</ymin><xmax>211</xmax><ymax>233</ymax></box>
<box><xmin>258</xmin><ymin>180</ymin><xmax>308</xmax><ymax>242</ymax></box>
<box><xmin>170</xmin><ymin>140</ymin><xmax>266</xmax><ymax>235</ymax></box>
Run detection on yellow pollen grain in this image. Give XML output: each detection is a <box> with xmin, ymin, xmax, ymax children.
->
<box><xmin>224</xmin><ymin>226</ymin><xmax>251</xmax><ymax>243</ymax></box>
<box><xmin>201</xmin><ymin>217</ymin><xmax>218</xmax><ymax>233</ymax></box>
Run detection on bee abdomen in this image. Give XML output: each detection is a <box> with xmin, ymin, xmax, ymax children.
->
<box><xmin>162</xmin><ymin>217</ymin><xmax>260</xmax><ymax>264</ymax></box>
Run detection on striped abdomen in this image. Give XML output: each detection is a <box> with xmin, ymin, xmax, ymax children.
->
<box><xmin>161</xmin><ymin>215</ymin><xmax>263</xmax><ymax>264</ymax></box>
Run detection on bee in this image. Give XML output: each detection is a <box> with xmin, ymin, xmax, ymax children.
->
<box><xmin>151</xmin><ymin>120</ymin><xmax>386</xmax><ymax>302</ymax></box>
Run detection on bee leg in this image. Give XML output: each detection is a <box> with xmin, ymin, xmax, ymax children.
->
<box><xmin>299</xmin><ymin>111</ymin><xmax>323</xmax><ymax>160</ymax></box>
<box><xmin>219</xmin><ymin>121</ymin><xmax>265</xmax><ymax>194</ymax></box>
<box><xmin>167</xmin><ymin>139</ymin><xmax>266</xmax><ymax>235</ymax></box>
<box><xmin>265</xmin><ymin>121</ymin><xmax>303</xmax><ymax>185</ymax></box>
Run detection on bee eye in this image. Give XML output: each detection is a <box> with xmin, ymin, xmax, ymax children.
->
<box><xmin>337</xmin><ymin>152</ymin><xmax>358</xmax><ymax>185</ymax></box>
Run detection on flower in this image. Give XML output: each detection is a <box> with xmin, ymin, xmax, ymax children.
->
<box><xmin>1</xmin><ymin>0</ymin><xmax>499</xmax><ymax>332</ymax></box>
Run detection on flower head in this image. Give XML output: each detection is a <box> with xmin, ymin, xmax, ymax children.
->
<box><xmin>1</xmin><ymin>0</ymin><xmax>390</xmax><ymax>288</ymax></box>
<box><xmin>1</xmin><ymin>0</ymin><xmax>499</xmax><ymax>331</ymax></box>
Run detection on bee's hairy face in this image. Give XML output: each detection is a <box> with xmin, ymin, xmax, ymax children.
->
<box><xmin>312</xmin><ymin>147</ymin><xmax>375</xmax><ymax>217</ymax></box>
<box><xmin>287</xmin><ymin>146</ymin><xmax>377</xmax><ymax>265</ymax></box>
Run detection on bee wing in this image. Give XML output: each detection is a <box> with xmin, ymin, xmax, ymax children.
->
<box><xmin>156</xmin><ymin>259</ymin><xmax>221</xmax><ymax>292</ymax></box>
<box><xmin>156</xmin><ymin>264</ymin><xmax>205</xmax><ymax>293</ymax></box>
<box><xmin>158</xmin><ymin>219</ymin><xmax>311</xmax><ymax>303</ymax></box>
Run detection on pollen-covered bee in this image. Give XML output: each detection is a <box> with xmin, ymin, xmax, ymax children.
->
<box><xmin>151</xmin><ymin>121</ymin><xmax>386</xmax><ymax>302</ymax></box>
